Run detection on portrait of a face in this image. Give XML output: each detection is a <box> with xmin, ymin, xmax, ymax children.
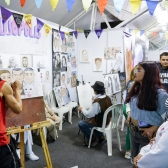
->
<box><xmin>80</xmin><ymin>49</ymin><xmax>89</xmax><ymax>62</ymax></box>
<box><xmin>104</xmin><ymin>75</ymin><xmax>113</xmax><ymax>96</ymax></box>
<box><xmin>12</xmin><ymin>68</ymin><xmax>24</xmax><ymax>84</ymax></box>
<box><xmin>71</xmin><ymin>56</ymin><xmax>77</xmax><ymax>70</ymax></box>
<box><xmin>112</xmin><ymin>74</ymin><xmax>121</xmax><ymax>94</ymax></box>
<box><xmin>0</xmin><ymin>70</ymin><xmax>11</xmax><ymax>84</ymax></box>
<box><xmin>53</xmin><ymin>73</ymin><xmax>60</xmax><ymax>87</ymax></box>
<box><xmin>93</xmin><ymin>58</ymin><xmax>103</xmax><ymax>72</ymax></box>
<box><xmin>61</xmin><ymin>54</ymin><xmax>67</xmax><ymax>71</ymax></box>
<box><xmin>8</xmin><ymin>57</ymin><xmax>19</xmax><ymax>68</ymax></box>
<box><xmin>20</xmin><ymin>55</ymin><xmax>32</xmax><ymax>68</ymax></box>
<box><xmin>53</xmin><ymin>30</ymin><xmax>61</xmax><ymax>52</ymax></box>
<box><xmin>23</xmin><ymin>84</ymin><xmax>36</xmax><ymax>98</ymax></box>
<box><xmin>24</xmin><ymin>68</ymin><xmax>35</xmax><ymax>84</ymax></box>
<box><xmin>61</xmin><ymin>72</ymin><xmax>67</xmax><ymax>85</ymax></box>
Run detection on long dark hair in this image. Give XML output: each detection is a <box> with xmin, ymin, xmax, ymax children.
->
<box><xmin>126</xmin><ymin>62</ymin><xmax>163</xmax><ymax>111</ymax></box>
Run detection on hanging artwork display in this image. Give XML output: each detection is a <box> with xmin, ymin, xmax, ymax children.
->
<box><xmin>61</xmin><ymin>71</ymin><xmax>67</xmax><ymax>86</ymax></box>
<box><xmin>71</xmin><ymin>71</ymin><xmax>77</xmax><ymax>88</ymax></box>
<box><xmin>80</xmin><ymin>49</ymin><xmax>89</xmax><ymax>62</ymax></box>
<box><xmin>53</xmin><ymin>86</ymin><xmax>65</xmax><ymax>107</ymax></box>
<box><xmin>20</xmin><ymin>55</ymin><xmax>32</xmax><ymax>68</ymax></box>
<box><xmin>111</xmin><ymin>73</ymin><xmax>121</xmax><ymax>94</ymax></box>
<box><xmin>92</xmin><ymin>57</ymin><xmax>103</xmax><ymax>72</ymax></box>
<box><xmin>53</xmin><ymin>29</ymin><xmax>61</xmax><ymax>52</ymax></box>
<box><xmin>61</xmin><ymin>33</ymin><xmax>68</xmax><ymax>53</ymax></box>
<box><xmin>70</xmin><ymin>55</ymin><xmax>77</xmax><ymax>71</ymax></box>
<box><xmin>39</xmin><ymin>69</ymin><xmax>50</xmax><ymax>84</ymax></box>
<box><xmin>77</xmin><ymin>83</ymin><xmax>92</xmax><ymax>109</ymax></box>
<box><xmin>119</xmin><ymin>72</ymin><xmax>126</xmax><ymax>91</ymax></box>
<box><xmin>61</xmin><ymin>53</ymin><xmax>67</xmax><ymax>71</ymax></box>
<box><xmin>0</xmin><ymin>68</ymin><xmax>43</xmax><ymax>99</ymax></box>
<box><xmin>104</xmin><ymin>74</ymin><xmax>113</xmax><ymax>96</ymax></box>
<box><xmin>67</xmin><ymin>34</ymin><xmax>75</xmax><ymax>52</ymax></box>
<box><xmin>33</xmin><ymin>56</ymin><xmax>46</xmax><ymax>69</ymax></box>
<box><xmin>53</xmin><ymin>72</ymin><xmax>61</xmax><ymax>87</ymax></box>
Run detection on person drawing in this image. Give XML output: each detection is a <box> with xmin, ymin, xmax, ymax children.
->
<box><xmin>8</xmin><ymin>57</ymin><xmax>18</xmax><ymax>68</ymax></box>
<box><xmin>94</xmin><ymin>58</ymin><xmax>102</xmax><ymax>71</ymax></box>
<box><xmin>0</xmin><ymin>70</ymin><xmax>11</xmax><ymax>84</ymax></box>
<box><xmin>81</xmin><ymin>50</ymin><xmax>89</xmax><ymax>62</ymax></box>
<box><xmin>61</xmin><ymin>55</ymin><xmax>67</xmax><ymax>71</ymax></box>
<box><xmin>22</xmin><ymin>56</ymin><xmax>29</xmax><ymax>68</ymax></box>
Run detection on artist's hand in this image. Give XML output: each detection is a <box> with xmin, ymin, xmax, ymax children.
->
<box><xmin>140</xmin><ymin>126</ymin><xmax>158</xmax><ymax>140</ymax></box>
<box><xmin>11</xmin><ymin>81</ymin><xmax>22</xmax><ymax>95</ymax></box>
<box><xmin>78</xmin><ymin>106</ymin><xmax>83</xmax><ymax>112</ymax></box>
<box><xmin>133</xmin><ymin>154</ymin><xmax>143</xmax><ymax>168</ymax></box>
<box><xmin>50</xmin><ymin>115</ymin><xmax>55</xmax><ymax>121</ymax></box>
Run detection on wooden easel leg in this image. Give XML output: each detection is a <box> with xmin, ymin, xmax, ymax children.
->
<box><xmin>20</xmin><ymin>131</ymin><xmax>25</xmax><ymax>168</ymax></box>
<box><xmin>39</xmin><ymin>127</ymin><xmax>53</xmax><ymax>168</ymax></box>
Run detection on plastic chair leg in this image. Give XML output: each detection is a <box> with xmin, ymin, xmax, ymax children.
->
<box><xmin>116</xmin><ymin>128</ymin><xmax>122</xmax><ymax>151</ymax></box>
<box><xmin>121</xmin><ymin>115</ymin><xmax>125</xmax><ymax>131</ymax></box>
<box><xmin>106</xmin><ymin>130</ymin><xmax>112</xmax><ymax>156</ymax></box>
<box><xmin>56</xmin><ymin>130</ymin><xmax>58</xmax><ymax>138</ymax></box>
<box><xmin>58</xmin><ymin>113</ymin><xmax>63</xmax><ymax>130</ymax></box>
<box><xmin>68</xmin><ymin>108</ymin><xmax>72</xmax><ymax>124</ymax></box>
<box><xmin>88</xmin><ymin>128</ymin><xmax>96</xmax><ymax>148</ymax></box>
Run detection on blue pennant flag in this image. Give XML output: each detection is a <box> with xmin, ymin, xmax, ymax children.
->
<box><xmin>66</xmin><ymin>0</ymin><xmax>75</xmax><ymax>12</ymax></box>
<box><xmin>35</xmin><ymin>0</ymin><xmax>43</xmax><ymax>9</ymax></box>
<box><xmin>113</xmin><ymin>0</ymin><xmax>126</xmax><ymax>13</ymax></box>
<box><xmin>140</xmin><ymin>30</ymin><xmax>144</xmax><ymax>36</ymax></box>
<box><xmin>159</xmin><ymin>32</ymin><xmax>164</xmax><ymax>38</ymax></box>
<box><xmin>146</xmin><ymin>0</ymin><xmax>159</xmax><ymax>16</ymax></box>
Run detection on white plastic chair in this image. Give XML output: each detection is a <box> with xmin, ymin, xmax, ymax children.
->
<box><xmin>47</xmin><ymin>90</ymin><xmax>70</xmax><ymax>130</ymax></box>
<box><xmin>88</xmin><ymin>104</ymin><xmax>123</xmax><ymax>156</ymax></box>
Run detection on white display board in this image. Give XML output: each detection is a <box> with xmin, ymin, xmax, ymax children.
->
<box><xmin>77</xmin><ymin>83</ymin><xmax>92</xmax><ymax>109</ymax></box>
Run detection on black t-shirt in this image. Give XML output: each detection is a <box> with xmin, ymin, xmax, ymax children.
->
<box><xmin>156</xmin><ymin>62</ymin><xmax>168</xmax><ymax>92</ymax></box>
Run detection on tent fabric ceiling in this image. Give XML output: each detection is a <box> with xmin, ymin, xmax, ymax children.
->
<box><xmin>0</xmin><ymin>0</ymin><xmax>167</xmax><ymax>50</ymax></box>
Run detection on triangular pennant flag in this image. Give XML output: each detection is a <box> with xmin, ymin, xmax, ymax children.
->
<box><xmin>77</xmin><ymin>29</ymin><xmax>83</xmax><ymax>33</ymax></box>
<box><xmin>73</xmin><ymin>30</ymin><xmax>78</xmax><ymax>39</ymax></box>
<box><xmin>1</xmin><ymin>6</ymin><xmax>12</xmax><ymax>24</ymax></box>
<box><xmin>35</xmin><ymin>0</ymin><xmax>43</xmax><ymax>9</ymax></box>
<box><xmin>164</xmin><ymin>1</ymin><xmax>168</xmax><ymax>11</ymax></box>
<box><xmin>44</xmin><ymin>24</ymin><xmax>51</xmax><ymax>36</ymax></box>
<box><xmin>152</xmin><ymin>32</ymin><xmax>158</xmax><ymax>38</ymax></box>
<box><xmin>66</xmin><ymin>0</ymin><xmax>75</xmax><ymax>12</ymax></box>
<box><xmin>129</xmin><ymin>29</ymin><xmax>133</xmax><ymax>34</ymax></box>
<box><xmin>5</xmin><ymin>0</ymin><xmax>10</xmax><ymax>5</ymax></box>
<box><xmin>50</xmin><ymin>0</ymin><xmax>59</xmax><ymax>11</ymax></box>
<box><xmin>24</xmin><ymin>14</ymin><xmax>32</xmax><ymax>28</ymax></box>
<box><xmin>65</xmin><ymin>32</ymin><xmax>69</xmax><ymax>35</ymax></box>
<box><xmin>129</xmin><ymin>0</ymin><xmax>142</xmax><ymax>15</ymax></box>
<box><xmin>124</xmin><ymin>31</ymin><xmax>131</xmax><ymax>37</ymax></box>
<box><xmin>36</xmin><ymin>18</ymin><xmax>44</xmax><ymax>32</ymax></box>
<box><xmin>134</xmin><ymin>29</ymin><xmax>139</xmax><ymax>34</ymax></box>
<box><xmin>140</xmin><ymin>30</ymin><xmax>144</xmax><ymax>36</ymax></box>
<box><xmin>84</xmin><ymin>30</ymin><xmax>91</xmax><ymax>38</ymax></box>
<box><xmin>59</xmin><ymin>31</ymin><xmax>65</xmax><ymax>41</ymax></box>
<box><xmin>146</xmin><ymin>0</ymin><xmax>159</xmax><ymax>16</ymax></box>
<box><xmin>20</xmin><ymin>0</ymin><xmax>26</xmax><ymax>7</ymax></box>
<box><xmin>12</xmin><ymin>13</ymin><xmax>23</xmax><ymax>28</ymax></box>
<box><xmin>82</xmin><ymin>0</ymin><xmax>92</xmax><ymax>11</ymax></box>
<box><xmin>95</xmin><ymin>29</ymin><xmax>103</xmax><ymax>39</ymax></box>
<box><xmin>145</xmin><ymin>31</ymin><xmax>150</xmax><ymax>36</ymax></box>
<box><xmin>113</xmin><ymin>0</ymin><xmax>126</xmax><ymax>13</ymax></box>
<box><xmin>98</xmin><ymin>0</ymin><xmax>108</xmax><ymax>15</ymax></box>
<box><xmin>159</xmin><ymin>32</ymin><xmax>164</xmax><ymax>38</ymax></box>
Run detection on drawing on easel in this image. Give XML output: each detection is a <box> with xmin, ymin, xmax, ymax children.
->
<box><xmin>104</xmin><ymin>74</ymin><xmax>113</xmax><ymax>96</ymax></box>
<box><xmin>53</xmin><ymin>86</ymin><xmax>65</xmax><ymax>107</ymax></box>
<box><xmin>119</xmin><ymin>72</ymin><xmax>126</xmax><ymax>91</ymax></box>
<box><xmin>77</xmin><ymin>83</ymin><xmax>92</xmax><ymax>109</ymax></box>
<box><xmin>111</xmin><ymin>73</ymin><xmax>121</xmax><ymax>94</ymax></box>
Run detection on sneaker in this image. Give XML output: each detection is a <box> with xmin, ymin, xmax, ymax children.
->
<box><xmin>125</xmin><ymin>151</ymin><xmax>131</xmax><ymax>159</ymax></box>
<box><xmin>26</xmin><ymin>153</ymin><xmax>39</xmax><ymax>161</ymax></box>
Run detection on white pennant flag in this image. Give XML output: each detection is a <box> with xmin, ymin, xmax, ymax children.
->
<box><xmin>82</xmin><ymin>0</ymin><xmax>92</xmax><ymax>11</ymax></box>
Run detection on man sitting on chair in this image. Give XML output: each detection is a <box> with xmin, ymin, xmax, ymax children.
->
<box><xmin>78</xmin><ymin>81</ymin><xmax>112</xmax><ymax>146</ymax></box>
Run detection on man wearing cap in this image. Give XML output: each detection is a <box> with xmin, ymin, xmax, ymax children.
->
<box><xmin>78</xmin><ymin>81</ymin><xmax>112</xmax><ymax>146</ymax></box>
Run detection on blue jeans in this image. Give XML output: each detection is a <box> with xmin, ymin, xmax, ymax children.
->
<box><xmin>130</xmin><ymin>128</ymin><xmax>150</xmax><ymax>159</ymax></box>
<box><xmin>78</xmin><ymin>120</ymin><xmax>103</xmax><ymax>139</ymax></box>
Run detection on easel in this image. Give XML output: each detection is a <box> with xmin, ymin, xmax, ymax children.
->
<box><xmin>6</xmin><ymin>97</ymin><xmax>53</xmax><ymax>168</ymax></box>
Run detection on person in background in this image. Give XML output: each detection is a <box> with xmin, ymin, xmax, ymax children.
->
<box><xmin>156</xmin><ymin>52</ymin><xmax>168</xmax><ymax>92</ymax></box>
<box><xmin>78</xmin><ymin>81</ymin><xmax>112</xmax><ymax>146</ymax></box>
<box><xmin>0</xmin><ymin>79</ymin><xmax>22</xmax><ymax>168</ymax></box>
<box><xmin>123</xmin><ymin>68</ymin><xmax>135</xmax><ymax>159</ymax></box>
<box><xmin>126</xmin><ymin>62</ymin><xmax>168</xmax><ymax>162</ymax></box>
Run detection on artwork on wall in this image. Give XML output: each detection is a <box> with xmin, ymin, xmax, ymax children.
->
<box><xmin>0</xmin><ymin>68</ymin><xmax>43</xmax><ymax>99</ymax></box>
<box><xmin>104</xmin><ymin>47</ymin><xmax>121</xmax><ymax>60</ymax></box>
<box><xmin>7</xmin><ymin>55</ymin><xmax>20</xmax><ymax>68</ymax></box>
<box><xmin>80</xmin><ymin>49</ymin><xmax>89</xmax><ymax>62</ymax></box>
<box><xmin>20</xmin><ymin>55</ymin><xmax>32</xmax><ymax>68</ymax></box>
<box><xmin>61</xmin><ymin>71</ymin><xmax>67</xmax><ymax>86</ymax></box>
<box><xmin>119</xmin><ymin>72</ymin><xmax>126</xmax><ymax>91</ymax></box>
<box><xmin>67</xmin><ymin>34</ymin><xmax>75</xmax><ymax>52</ymax></box>
<box><xmin>39</xmin><ymin>69</ymin><xmax>50</xmax><ymax>84</ymax></box>
<box><xmin>53</xmin><ymin>29</ymin><xmax>61</xmax><ymax>52</ymax></box>
<box><xmin>33</xmin><ymin>56</ymin><xmax>46</xmax><ymax>69</ymax></box>
<box><xmin>61</xmin><ymin>35</ymin><xmax>68</xmax><ymax>53</ymax></box>
<box><xmin>77</xmin><ymin>83</ymin><xmax>92</xmax><ymax>109</ymax></box>
<box><xmin>104</xmin><ymin>74</ymin><xmax>113</xmax><ymax>96</ymax></box>
<box><xmin>67</xmin><ymin>63</ymin><xmax>71</xmax><ymax>86</ymax></box>
<box><xmin>71</xmin><ymin>71</ymin><xmax>76</xmax><ymax>88</ymax></box>
<box><xmin>111</xmin><ymin>73</ymin><xmax>121</xmax><ymax>94</ymax></box>
<box><xmin>61</xmin><ymin>53</ymin><xmax>67</xmax><ymax>71</ymax></box>
<box><xmin>70</xmin><ymin>55</ymin><xmax>77</xmax><ymax>71</ymax></box>
<box><xmin>60</xmin><ymin>85</ymin><xmax>70</xmax><ymax>104</ymax></box>
<box><xmin>53</xmin><ymin>86</ymin><xmax>65</xmax><ymax>107</ymax></box>
<box><xmin>93</xmin><ymin>57</ymin><xmax>103</xmax><ymax>72</ymax></box>
<box><xmin>53</xmin><ymin>72</ymin><xmax>61</xmax><ymax>87</ymax></box>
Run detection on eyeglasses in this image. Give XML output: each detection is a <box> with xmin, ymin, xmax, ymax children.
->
<box><xmin>134</xmin><ymin>69</ymin><xmax>145</xmax><ymax>74</ymax></box>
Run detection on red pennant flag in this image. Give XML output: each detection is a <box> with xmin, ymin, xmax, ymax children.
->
<box><xmin>20</xmin><ymin>0</ymin><xmax>26</xmax><ymax>7</ymax></box>
<box><xmin>152</xmin><ymin>32</ymin><xmax>157</xmax><ymax>38</ymax></box>
<box><xmin>98</xmin><ymin>0</ymin><xmax>108</xmax><ymax>14</ymax></box>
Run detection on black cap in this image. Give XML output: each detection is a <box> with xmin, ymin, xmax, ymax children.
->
<box><xmin>91</xmin><ymin>81</ymin><xmax>105</xmax><ymax>91</ymax></box>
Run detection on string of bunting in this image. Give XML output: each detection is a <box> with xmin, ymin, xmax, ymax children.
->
<box><xmin>4</xmin><ymin>0</ymin><xmax>164</xmax><ymax>16</ymax></box>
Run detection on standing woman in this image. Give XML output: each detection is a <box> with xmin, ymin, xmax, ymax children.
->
<box><xmin>126</xmin><ymin>62</ymin><xmax>168</xmax><ymax>161</ymax></box>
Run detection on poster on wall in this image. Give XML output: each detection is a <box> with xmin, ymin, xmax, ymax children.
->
<box><xmin>119</xmin><ymin>72</ymin><xmax>126</xmax><ymax>91</ymax></box>
<box><xmin>104</xmin><ymin>74</ymin><xmax>113</xmax><ymax>96</ymax></box>
<box><xmin>53</xmin><ymin>29</ymin><xmax>61</xmax><ymax>52</ymax></box>
<box><xmin>53</xmin><ymin>86</ymin><xmax>65</xmax><ymax>107</ymax></box>
<box><xmin>124</xmin><ymin>33</ymin><xmax>133</xmax><ymax>82</ymax></box>
<box><xmin>61</xmin><ymin>53</ymin><xmax>67</xmax><ymax>71</ymax></box>
<box><xmin>111</xmin><ymin>73</ymin><xmax>121</xmax><ymax>94</ymax></box>
<box><xmin>20</xmin><ymin>55</ymin><xmax>32</xmax><ymax>68</ymax></box>
<box><xmin>0</xmin><ymin>68</ymin><xmax>43</xmax><ymax>99</ymax></box>
<box><xmin>80</xmin><ymin>49</ymin><xmax>89</xmax><ymax>62</ymax></box>
<box><xmin>92</xmin><ymin>57</ymin><xmax>103</xmax><ymax>72</ymax></box>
